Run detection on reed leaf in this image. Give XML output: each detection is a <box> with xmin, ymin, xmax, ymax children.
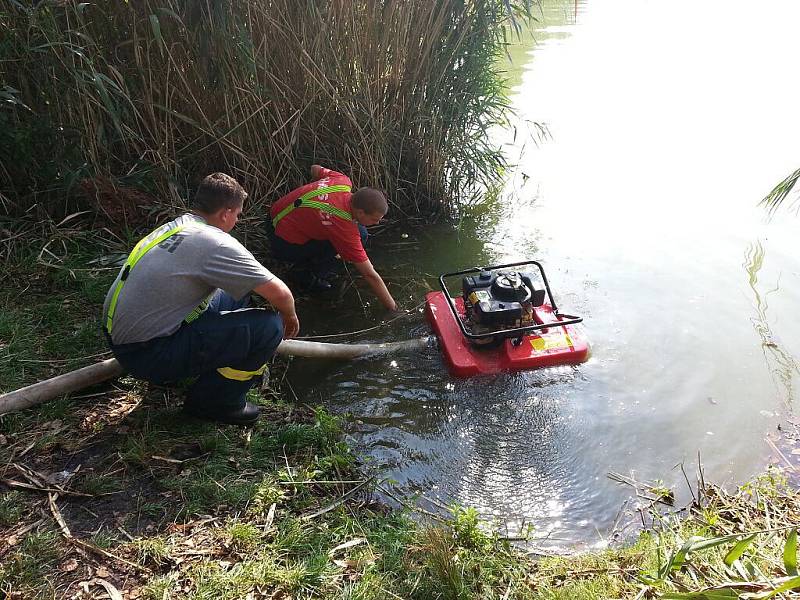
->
<box><xmin>724</xmin><ymin>534</ymin><xmax>758</xmax><ymax>567</ymax></box>
<box><xmin>658</xmin><ymin>535</ymin><xmax>741</xmax><ymax>581</ymax></box>
<box><xmin>760</xmin><ymin>167</ymin><xmax>800</xmax><ymax>216</ymax></box>
<box><xmin>748</xmin><ymin>575</ymin><xmax>800</xmax><ymax>600</ymax></box>
<box><xmin>149</xmin><ymin>14</ymin><xmax>165</xmax><ymax>57</ymax></box>
<box><xmin>784</xmin><ymin>529</ymin><xmax>798</xmax><ymax>576</ymax></box>
<box><xmin>661</xmin><ymin>591</ymin><xmax>740</xmax><ymax>599</ymax></box>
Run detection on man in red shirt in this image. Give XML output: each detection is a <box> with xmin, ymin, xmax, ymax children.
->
<box><xmin>269</xmin><ymin>165</ymin><xmax>398</xmax><ymax>312</ymax></box>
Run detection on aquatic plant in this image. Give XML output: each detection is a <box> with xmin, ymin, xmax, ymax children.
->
<box><xmin>635</xmin><ymin>468</ymin><xmax>800</xmax><ymax>599</ymax></box>
<box><xmin>761</xmin><ymin>167</ymin><xmax>800</xmax><ymax>216</ymax></box>
<box><xmin>0</xmin><ymin>0</ymin><xmax>532</xmax><ymax>222</ymax></box>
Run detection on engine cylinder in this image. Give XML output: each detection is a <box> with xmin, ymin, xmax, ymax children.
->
<box><xmin>491</xmin><ymin>271</ymin><xmax>532</xmax><ymax>303</ymax></box>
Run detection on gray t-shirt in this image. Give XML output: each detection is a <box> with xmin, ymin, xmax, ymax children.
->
<box><xmin>103</xmin><ymin>213</ymin><xmax>274</xmax><ymax>345</ymax></box>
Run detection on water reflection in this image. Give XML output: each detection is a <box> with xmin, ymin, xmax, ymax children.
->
<box><xmin>743</xmin><ymin>240</ymin><xmax>800</xmax><ymax>411</ymax></box>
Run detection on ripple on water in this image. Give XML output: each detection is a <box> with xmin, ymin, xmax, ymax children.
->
<box><xmin>310</xmin><ymin>352</ymin><xmax>627</xmax><ymax>545</ymax></box>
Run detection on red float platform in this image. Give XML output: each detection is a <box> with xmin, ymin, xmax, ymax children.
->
<box><xmin>425</xmin><ymin>291</ymin><xmax>590</xmax><ymax>377</ymax></box>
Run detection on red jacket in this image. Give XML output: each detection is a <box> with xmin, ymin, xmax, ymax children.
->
<box><xmin>270</xmin><ymin>169</ymin><xmax>368</xmax><ymax>263</ymax></box>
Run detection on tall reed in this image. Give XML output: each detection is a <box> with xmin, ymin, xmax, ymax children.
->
<box><xmin>0</xmin><ymin>0</ymin><xmax>530</xmax><ymax>223</ymax></box>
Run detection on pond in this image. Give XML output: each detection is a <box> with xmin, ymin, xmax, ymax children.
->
<box><xmin>288</xmin><ymin>0</ymin><xmax>800</xmax><ymax>549</ymax></box>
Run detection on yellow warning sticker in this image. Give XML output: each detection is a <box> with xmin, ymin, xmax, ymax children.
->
<box><xmin>468</xmin><ymin>290</ymin><xmax>491</xmax><ymax>305</ymax></box>
<box><xmin>530</xmin><ymin>333</ymin><xmax>573</xmax><ymax>352</ymax></box>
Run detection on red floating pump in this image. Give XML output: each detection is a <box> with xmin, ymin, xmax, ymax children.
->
<box><xmin>425</xmin><ymin>260</ymin><xmax>589</xmax><ymax>377</ymax></box>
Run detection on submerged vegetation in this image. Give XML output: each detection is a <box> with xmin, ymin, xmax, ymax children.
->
<box><xmin>0</xmin><ymin>0</ymin><xmax>530</xmax><ymax>223</ymax></box>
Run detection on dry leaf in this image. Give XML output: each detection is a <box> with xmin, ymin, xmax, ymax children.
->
<box><xmin>333</xmin><ymin>558</ymin><xmax>358</xmax><ymax>568</ymax></box>
<box><xmin>95</xmin><ymin>566</ymin><xmax>110</xmax><ymax>578</ymax></box>
<box><xmin>59</xmin><ymin>558</ymin><xmax>79</xmax><ymax>572</ymax></box>
<box><xmin>264</xmin><ymin>502</ymin><xmax>276</xmax><ymax>530</ymax></box>
<box><xmin>328</xmin><ymin>537</ymin><xmax>366</xmax><ymax>556</ymax></box>
<box><xmin>90</xmin><ymin>578</ymin><xmax>123</xmax><ymax>600</ymax></box>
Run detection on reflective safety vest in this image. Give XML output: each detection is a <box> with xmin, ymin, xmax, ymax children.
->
<box><xmin>271</xmin><ymin>184</ymin><xmax>352</xmax><ymax>228</ymax></box>
<box><xmin>104</xmin><ymin>221</ymin><xmax>211</xmax><ymax>335</ymax></box>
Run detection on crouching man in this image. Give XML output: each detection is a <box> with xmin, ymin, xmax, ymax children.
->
<box><xmin>102</xmin><ymin>173</ymin><xmax>299</xmax><ymax>425</ymax></box>
<box><xmin>268</xmin><ymin>165</ymin><xmax>398</xmax><ymax>312</ymax></box>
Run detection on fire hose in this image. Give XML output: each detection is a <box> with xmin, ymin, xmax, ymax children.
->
<box><xmin>0</xmin><ymin>337</ymin><xmax>433</xmax><ymax>415</ymax></box>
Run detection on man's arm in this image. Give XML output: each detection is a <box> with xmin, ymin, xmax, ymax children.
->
<box><xmin>353</xmin><ymin>260</ymin><xmax>398</xmax><ymax>312</ymax></box>
<box><xmin>253</xmin><ymin>278</ymin><xmax>300</xmax><ymax>338</ymax></box>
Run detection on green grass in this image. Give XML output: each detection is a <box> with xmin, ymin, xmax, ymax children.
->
<box><xmin>0</xmin><ymin>529</ymin><xmax>63</xmax><ymax>595</ymax></box>
<box><xmin>0</xmin><ymin>491</ymin><xmax>25</xmax><ymax>527</ymax></box>
<box><xmin>90</xmin><ymin>529</ymin><xmax>121</xmax><ymax>550</ymax></box>
<box><xmin>130</xmin><ymin>537</ymin><xmax>173</xmax><ymax>567</ymax></box>
<box><xmin>3</xmin><ymin>376</ymin><xmax>800</xmax><ymax>600</ymax></box>
<box><xmin>0</xmin><ymin>237</ymin><xmax>116</xmax><ymax>395</ymax></box>
<box><xmin>75</xmin><ymin>473</ymin><xmax>123</xmax><ymax>496</ymax></box>
<box><xmin>223</xmin><ymin>521</ymin><xmax>262</xmax><ymax>551</ymax></box>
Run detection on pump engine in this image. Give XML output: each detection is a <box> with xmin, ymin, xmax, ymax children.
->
<box><xmin>461</xmin><ymin>270</ymin><xmax>546</xmax><ymax>344</ymax></box>
<box><xmin>426</xmin><ymin>259</ymin><xmax>587</xmax><ymax>375</ymax></box>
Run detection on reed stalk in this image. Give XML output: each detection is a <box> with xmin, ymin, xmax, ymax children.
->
<box><xmin>0</xmin><ymin>0</ymin><xmax>531</xmax><ymax>223</ymax></box>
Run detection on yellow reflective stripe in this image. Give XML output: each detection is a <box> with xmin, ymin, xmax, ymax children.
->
<box><xmin>184</xmin><ymin>291</ymin><xmax>215</xmax><ymax>324</ymax></box>
<box><xmin>216</xmin><ymin>364</ymin><xmax>267</xmax><ymax>381</ymax></box>
<box><xmin>105</xmin><ymin>225</ymin><xmax>186</xmax><ymax>334</ymax></box>
<box><xmin>271</xmin><ymin>203</ymin><xmax>295</xmax><ymax>227</ymax></box>
<box><xmin>105</xmin><ymin>280</ymin><xmax>125</xmax><ymax>332</ymax></box>
<box><xmin>301</xmin><ymin>199</ymin><xmax>352</xmax><ymax>220</ymax></box>
<box><xmin>271</xmin><ymin>184</ymin><xmax>352</xmax><ymax>227</ymax></box>
<box><xmin>299</xmin><ymin>184</ymin><xmax>351</xmax><ymax>201</ymax></box>
<box><xmin>128</xmin><ymin>226</ymin><xmax>186</xmax><ymax>269</ymax></box>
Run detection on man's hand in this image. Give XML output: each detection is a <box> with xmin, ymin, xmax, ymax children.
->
<box><xmin>253</xmin><ymin>278</ymin><xmax>299</xmax><ymax>338</ymax></box>
<box><xmin>282</xmin><ymin>312</ymin><xmax>300</xmax><ymax>339</ymax></box>
<box><xmin>310</xmin><ymin>164</ymin><xmax>324</xmax><ymax>181</ymax></box>
<box><xmin>353</xmin><ymin>260</ymin><xmax>397</xmax><ymax>313</ymax></box>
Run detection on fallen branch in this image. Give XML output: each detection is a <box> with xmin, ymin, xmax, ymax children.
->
<box><xmin>375</xmin><ymin>483</ymin><xmax>447</xmax><ymax>523</ymax></box>
<box><xmin>279</xmin><ymin>479</ymin><xmax>366</xmax><ymax>485</ymax></box>
<box><xmin>301</xmin><ymin>477</ymin><xmax>377</xmax><ymax>521</ymax></box>
<box><xmin>296</xmin><ymin>302</ymin><xmax>424</xmax><ymax>340</ymax></box>
<box><xmin>0</xmin><ymin>478</ymin><xmax>93</xmax><ymax>498</ymax></box>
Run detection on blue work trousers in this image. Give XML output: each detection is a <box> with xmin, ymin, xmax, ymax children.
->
<box><xmin>268</xmin><ymin>222</ymin><xmax>368</xmax><ymax>283</ymax></box>
<box><xmin>109</xmin><ymin>292</ymin><xmax>283</xmax><ymax>413</ymax></box>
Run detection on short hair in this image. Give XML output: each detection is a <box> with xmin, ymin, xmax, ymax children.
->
<box><xmin>192</xmin><ymin>172</ymin><xmax>248</xmax><ymax>213</ymax></box>
<box><xmin>351</xmin><ymin>187</ymin><xmax>388</xmax><ymax>215</ymax></box>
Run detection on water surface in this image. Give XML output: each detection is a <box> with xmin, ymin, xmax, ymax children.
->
<box><xmin>288</xmin><ymin>0</ymin><xmax>800</xmax><ymax>549</ymax></box>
